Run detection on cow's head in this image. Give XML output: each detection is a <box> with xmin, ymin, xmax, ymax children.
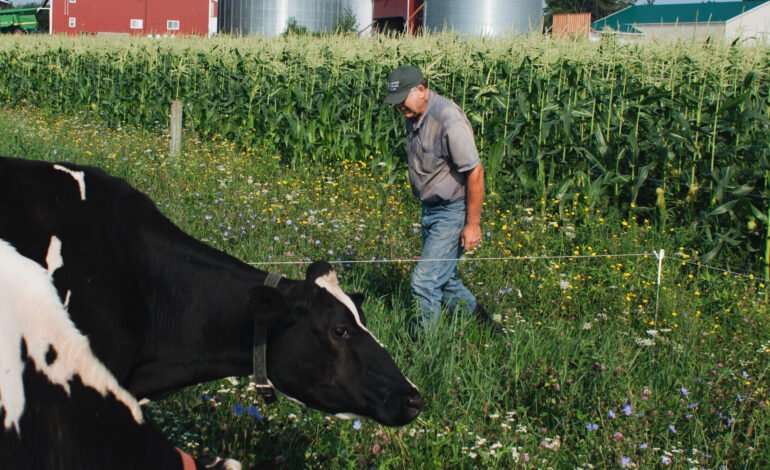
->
<box><xmin>261</xmin><ymin>262</ymin><xmax>422</xmax><ymax>426</ymax></box>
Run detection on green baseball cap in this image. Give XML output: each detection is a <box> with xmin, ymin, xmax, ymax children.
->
<box><xmin>384</xmin><ymin>65</ymin><xmax>424</xmax><ymax>105</ymax></box>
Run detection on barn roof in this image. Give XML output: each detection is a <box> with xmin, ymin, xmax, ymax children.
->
<box><xmin>593</xmin><ymin>1</ymin><xmax>769</xmax><ymax>32</ymax></box>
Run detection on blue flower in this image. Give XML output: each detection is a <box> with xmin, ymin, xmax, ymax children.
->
<box><xmin>353</xmin><ymin>420</ymin><xmax>362</xmax><ymax>430</ymax></box>
<box><xmin>668</xmin><ymin>424</ymin><xmax>677</xmax><ymax>434</ymax></box>
<box><xmin>639</xmin><ymin>442</ymin><xmax>648</xmax><ymax>450</ymax></box>
<box><xmin>608</xmin><ymin>409</ymin><xmax>616</xmax><ymax>419</ymax></box>
<box><xmin>586</xmin><ymin>423</ymin><xmax>598</xmax><ymax>432</ymax></box>
<box><xmin>247</xmin><ymin>404</ymin><xmax>264</xmax><ymax>421</ymax></box>
<box><xmin>680</xmin><ymin>386</ymin><xmax>689</xmax><ymax>397</ymax></box>
<box><xmin>233</xmin><ymin>403</ymin><xmax>244</xmax><ymax>417</ymax></box>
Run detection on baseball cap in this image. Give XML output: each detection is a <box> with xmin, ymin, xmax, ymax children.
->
<box><xmin>383</xmin><ymin>66</ymin><xmax>424</xmax><ymax>105</ymax></box>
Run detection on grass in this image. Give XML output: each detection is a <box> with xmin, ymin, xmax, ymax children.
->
<box><xmin>1</xmin><ymin>107</ymin><xmax>768</xmax><ymax>468</ymax></box>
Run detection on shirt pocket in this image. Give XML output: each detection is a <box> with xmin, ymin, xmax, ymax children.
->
<box><xmin>418</xmin><ymin>145</ymin><xmax>441</xmax><ymax>174</ymax></box>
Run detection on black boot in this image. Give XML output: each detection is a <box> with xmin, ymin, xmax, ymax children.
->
<box><xmin>473</xmin><ymin>303</ymin><xmax>504</xmax><ymax>335</ymax></box>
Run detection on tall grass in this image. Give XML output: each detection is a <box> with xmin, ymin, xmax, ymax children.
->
<box><xmin>1</xmin><ymin>34</ymin><xmax>768</xmax><ymax>272</ymax></box>
<box><xmin>1</xmin><ymin>106</ymin><xmax>768</xmax><ymax>469</ymax></box>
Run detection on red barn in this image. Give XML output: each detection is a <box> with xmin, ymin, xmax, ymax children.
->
<box><xmin>373</xmin><ymin>0</ymin><xmax>423</xmax><ymax>34</ymax></box>
<box><xmin>49</xmin><ymin>0</ymin><xmax>218</xmax><ymax>36</ymax></box>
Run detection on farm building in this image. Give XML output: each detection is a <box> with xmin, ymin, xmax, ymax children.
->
<box><xmin>48</xmin><ymin>0</ymin><xmax>219</xmax><ymax>36</ymax></box>
<box><xmin>374</xmin><ymin>0</ymin><xmax>543</xmax><ymax>36</ymax></box>
<box><xmin>592</xmin><ymin>1</ymin><xmax>770</xmax><ymax>43</ymax></box>
<box><xmin>373</xmin><ymin>0</ymin><xmax>423</xmax><ymax>34</ymax></box>
<box><xmin>219</xmin><ymin>0</ymin><xmax>373</xmax><ymax>36</ymax></box>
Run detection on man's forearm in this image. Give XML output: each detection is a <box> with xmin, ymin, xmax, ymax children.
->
<box><xmin>466</xmin><ymin>164</ymin><xmax>485</xmax><ymax>226</ymax></box>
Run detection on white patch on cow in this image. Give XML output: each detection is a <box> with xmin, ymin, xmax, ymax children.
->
<box><xmin>203</xmin><ymin>457</ymin><xmax>242</xmax><ymax>470</ymax></box>
<box><xmin>53</xmin><ymin>164</ymin><xmax>86</xmax><ymax>201</ymax></box>
<box><xmin>314</xmin><ymin>275</ymin><xmax>384</xmax><ymax>348</ymax></box>
<box><xmin>335</xmin><ymin>412</ymin><xmax>364</xmax><ymax>420</ymax></box>
<box><xmin>314</xmin><ymin>274</ymin><xmax>420</xmax><ymax>391</ymax></box>
<box><xmin>45</xmin><ymin>235</ymin><xmax>64</xmax><ymax>276</ymax></box>
<box><xmin>0</xmin><ymin>239</ymin><xmax>143</xmax><ymax>434</ymax></box>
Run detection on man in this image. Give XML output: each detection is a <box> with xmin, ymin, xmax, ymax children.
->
<box><xmin>384</xmin><ymin>65</ymin><xmax>499</xmax><ymax>332</ymax></box>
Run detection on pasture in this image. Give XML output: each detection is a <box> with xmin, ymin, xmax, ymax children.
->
<box><xmin>1</xmin><ymin>33</ymin><xmax>769</xmax><ymax>468</ymax></box>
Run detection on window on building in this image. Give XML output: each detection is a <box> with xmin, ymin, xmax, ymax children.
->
<box><xmin>167</xmin><ymin>20</ymin><xmax>180</xmax><ymax>31</ymax></box>
<box><xmin>68</xmin><ymin>17</ymin><xmax>76</xmax><ymax>28</ymax></box>
<box><xmin>130</xmin><ymin>19</ymin><xmax>144</xmax><ymax>30</ymax></box>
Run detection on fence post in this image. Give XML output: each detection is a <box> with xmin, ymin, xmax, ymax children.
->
<box><xmin>170</xmin><ymin>100</ymin><xmax>183</xmax><ymax>158</ymax></box>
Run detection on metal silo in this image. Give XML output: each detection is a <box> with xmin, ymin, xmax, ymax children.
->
<box><xmin>424</xmin><ymin>0</ymin><xmax>543</xmax><ymax>36</ymax></box>
<box><xmin>220</xmin><ymin>0</ymin><xmax>373</xmax><ymax>36</ymax></box>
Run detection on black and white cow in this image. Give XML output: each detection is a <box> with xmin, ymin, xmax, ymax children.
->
<box><xmin>0</xmin><ymin>156</ymin><xmax>422</xmax><ymax>469</ymax></box>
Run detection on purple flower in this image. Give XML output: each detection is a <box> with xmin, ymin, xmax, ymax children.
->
<box><xmin>620</xmin><ymin>456</ymin><xmax>632</xmax><ymax>468</ymax></box>
<box><xmin>353</xmin><ymin>420</ymin><xmax>362</xmax><ymax>430</ymax></box>
<box><xmin>622</xmin><ymin>403</ymin><xmax>633</xmax><ymax>417</ymax></box>
<box><xmin>668</xmin><ymin>424</ymin><xmax>677</xmax><ymax>434</ymax></box>
<box><xmin>680</xmin><ymin>386</ymin><xmax>689</xmax><ymax>397</ymax></box>
<box><xmin>639</xmin><ymin>442</ymin><xmax>648</xmax><ymax>449</ymax></box>
<box><xmin>608</xmin><ymin>409</ymin><xmax>616</xmax><ymax>419</ymax></box>
<box><xmin>233</xmin><ymin>403</ymin><xmax>244</xmax><ymax>417</ymax></box>
<box><xmin>586</xmin><ymin>423</ymin><xmax>598</xmax><ymax>432</ymax></box>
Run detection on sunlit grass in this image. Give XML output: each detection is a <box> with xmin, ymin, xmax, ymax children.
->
<box><xmin>1</xmin><ymin>107</ymin><xmax>768</xmax><ymax>468</ymax></box>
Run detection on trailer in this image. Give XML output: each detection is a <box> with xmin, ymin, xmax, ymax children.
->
<box><xmin>0</xmin><ymin>1</ymin><xmax>49</xmax><ymax>33</ymax></box>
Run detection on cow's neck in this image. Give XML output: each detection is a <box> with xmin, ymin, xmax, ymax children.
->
<box><xmin>125</xmin><ymin>229</ymin><xmax>285</xmax><ymax>399</ymax></box>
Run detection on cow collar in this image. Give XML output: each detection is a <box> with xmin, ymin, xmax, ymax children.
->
<box><xmin>253</xmin><ymin>272</ymin><xmax>283</xmax><ymax>404</ymax></box>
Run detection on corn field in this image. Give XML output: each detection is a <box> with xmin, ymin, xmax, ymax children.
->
<box><xmin>0</xmin><ymin>34</ymin><xmax>768</xmax><ymax>273</ymax></box>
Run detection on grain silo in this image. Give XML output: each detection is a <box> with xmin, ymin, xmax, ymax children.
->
<box><xmin>424</xmin><ymin>0</ymin><xmax>543</xmax><ymax>36</ymax></box>
<box><xmin>220</xmin><ymin>0</ymin><xmax>372</xmax><ymax>36</ymax></box>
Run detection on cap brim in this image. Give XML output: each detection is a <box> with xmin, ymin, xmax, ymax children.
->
<box><xmin>383</xmin><ymin>88</ymin><xmax>411</xmax><ymax>105</ymax></box>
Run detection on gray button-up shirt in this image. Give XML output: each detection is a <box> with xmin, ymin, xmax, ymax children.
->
<box><xmin>406</xmin><ymin>92</ymin><xmax>480</xmax><ymax>205</ymax></box>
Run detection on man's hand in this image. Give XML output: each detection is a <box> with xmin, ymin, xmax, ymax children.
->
<box><xmin>461</xmin><ymin>223</ymin><xmax>482</xmax><ymax>252</ymax></box>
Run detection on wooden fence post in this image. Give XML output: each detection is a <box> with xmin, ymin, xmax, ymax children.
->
<box><xmin>170</xmin><ymin>100</ymin><xmax>183</xmax><ymax>158</ymax></box>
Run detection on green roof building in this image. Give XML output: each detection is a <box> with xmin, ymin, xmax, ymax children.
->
<box><xmin>593</xmin><ymin>1</ymin><xmax>770</xmax><ymax>43</ymax></box>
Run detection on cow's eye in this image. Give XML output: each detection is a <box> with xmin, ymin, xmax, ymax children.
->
<box><xmin>332</xmin><ymin>326</ymin><xmax>351</xmax><ymax>340</ymax></box>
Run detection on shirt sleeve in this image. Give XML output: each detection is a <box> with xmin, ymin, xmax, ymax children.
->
<box><xmin>445</xmin><ymin>119</ymin><xmax>480</xmax><ymax>173</ymax></box>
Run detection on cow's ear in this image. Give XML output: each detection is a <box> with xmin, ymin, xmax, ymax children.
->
<box><xmin>305</xmin><ymin>260</ymin><xmax>336</xmax><ymax>284</ymax></box>
<box><xmin>249</xmin><ymin>286</ymin><xmax>291</xmax><ymax>326</ymax></box>
<box><xmin>349</xmin><ymin>293</ymin><xmax>367</xmax><ymax>325</ymax></box>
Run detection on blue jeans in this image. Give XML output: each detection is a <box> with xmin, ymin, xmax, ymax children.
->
<box><xmin>411</xmin><ymin>199</ymin><xmax>478</xmax><ymax>329</ymax></box>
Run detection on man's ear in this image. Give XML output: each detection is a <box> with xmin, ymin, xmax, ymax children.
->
<box><xmin>249</xmin><ymin>286</ymin><xmax>291</xmax><ymax>326</ymax></box>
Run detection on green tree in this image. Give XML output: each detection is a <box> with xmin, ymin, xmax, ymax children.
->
<box><xmin>543</xmin><ymin>0</ymin><xmax>635</xmax><ymax>29</ymax></box>
<box><xmin>333</xmin><ymin>8</ymin><xmax>358</xmax><ymax>34</ymax></box>
<box><xmin>283</xmin><ymin>17</ymin><xmax>309</xmax><ymax>36</ymax></box>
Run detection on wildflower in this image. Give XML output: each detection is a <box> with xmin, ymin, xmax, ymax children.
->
<box><xmin>586</xmin><ymin>423</ymin><xmax>598</xmax><ymax>432</ymax></box>
<box><xmin>661</xmin><ymin>455</ymin><xmax>672</xmax><ymax>466</ymax></box>
<box><xmin>622</xmin><ymin>401</ymin><xmax>633</xmax><ymax>416</ymax></box>
<box><xmin>539</xmin><ymin>436</ymin><xmax>561</xmax><ymax>451</ymax></box>
<box><xmin>247</xmin><ymin>404</ymin><xmax>263</xmax><ymax>421</ymax></box>
<box><xmin>639</xmin><ymin>442</ymin><xmax>648</xmax><ymax>450</ymax></box>
<box><xmin>680</xmin><ymin>387</ymin><xmax>689</xmax><ymax>397</ymax></box>
<box><xmin>668</xmin><ymin>424</ymin><xmax>677</xmax><ymax>434</ymax></box>
<box><xmin>608</xmin><ymin>409</ymin><xmax>616</xmax><ymax>419</ymax></box>
<box><xmin>613</xmin><ymin>431</ymin><xmax>624</xmax><ymax>442</ymax></box>
<box><xmin>233</xmin><ymin>403</ymin><xmax>244</xmax><ymax>417</ymax></box>
<box><xmin>353</xmin><ymin>420</ymin><xmax>362</xmax><ymax>430</ymax></box>
<box><xmin>620</xmin><ymin>456</ymin><xmax>632</xmax><ymax>468</ymax></box>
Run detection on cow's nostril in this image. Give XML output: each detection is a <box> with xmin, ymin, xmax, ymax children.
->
<box><xmin>403</xmin><ymin>392</ymin><xmax>424</xmax><ymax>418</ymax></box>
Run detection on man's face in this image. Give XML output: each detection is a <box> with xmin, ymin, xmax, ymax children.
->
<box><xmin>395</xmin><ymin>86</ymin><xmax>426</xmax><ymax>120</ymax></box>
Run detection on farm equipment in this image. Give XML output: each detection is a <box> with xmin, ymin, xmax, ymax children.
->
<box><xmin>0</xmin><ymin>0</ymin><xmax>49</xmax><ymax>34</ymax></box>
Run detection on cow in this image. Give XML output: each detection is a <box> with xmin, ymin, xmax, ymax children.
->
<box><xmin>0</xmin><ymin>156</ymin><xmax>422</xmax><ymax>469</ymax></box>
